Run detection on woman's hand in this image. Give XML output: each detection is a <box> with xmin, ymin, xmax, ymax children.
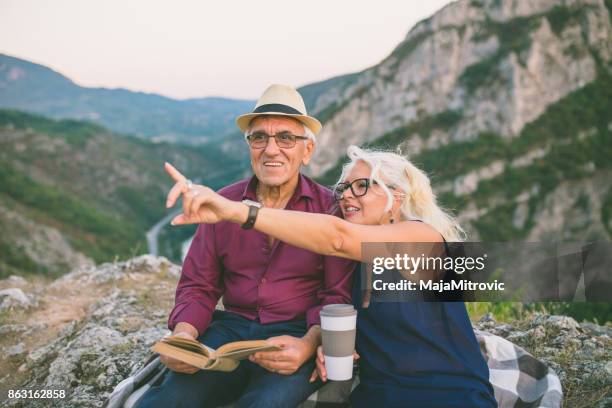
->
<box><xmin>164</xmin><ymin>162</ymin><xmax>243</xmax><ymax>225</ymax></box>
<box><xmin>309</xmin><ymin>345</ymin><xmax>359</xmax><ymax>383</ymax></box>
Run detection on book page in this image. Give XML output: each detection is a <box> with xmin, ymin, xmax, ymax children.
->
<box><xmin>151</xmin><ymin>342</ymin><xmax>210</xmax><ymax>369</ymax></box>
<box><xmin>160</xmin><ymin>335</ymin><xmax>214</xmax><ymax>356</ymax></box>
<box><xmin>217</xmin><ymin>340</ymin><xmax>281</xmax><ymax>360</ymax></box>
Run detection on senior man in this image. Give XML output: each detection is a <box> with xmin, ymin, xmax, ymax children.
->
<box><xmin>137</xmin><ymin>84</ymin><xmax>355</xmax><ymax>408</ymax></box>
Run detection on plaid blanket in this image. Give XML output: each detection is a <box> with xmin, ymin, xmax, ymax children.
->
<box><xmin>103</xmin><ymin>330</ymin><xmax>562</xmax><ymax>408</ymax></box>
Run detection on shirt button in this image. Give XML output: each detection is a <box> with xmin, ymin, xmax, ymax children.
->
<box><xmin>261</xmin><ymin>278</ymin><xmax>266</xmax><ymax>284</ymax></box>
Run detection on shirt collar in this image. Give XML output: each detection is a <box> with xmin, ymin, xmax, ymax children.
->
<box><xmin>242</xmin><ymin>173</ymin><xmax>315</xmax><ymax>204</ymax></box>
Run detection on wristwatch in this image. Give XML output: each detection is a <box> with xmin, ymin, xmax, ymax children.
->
<box><xmin>241</xmin><ymin>199</ymin><xmax>262</xmax><ymax>229</ymax></box>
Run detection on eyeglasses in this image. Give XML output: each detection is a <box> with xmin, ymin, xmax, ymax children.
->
<box><xmin>333</xmin><ymin>178</ymin><xmax>376</xmax><ymax>201</ymax></box>
<box><xmin>333</xmin><ymin>178</ymin><xmax>398</xmax><ymax>201</ymax></box>
<box><xmin>246</xmin><ymin>131</ymin><xmax>308</xmax><ymax>149</ymax></box>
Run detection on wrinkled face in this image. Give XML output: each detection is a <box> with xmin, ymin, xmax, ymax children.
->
<box><xmin>337</xmin><ymin>161</ymin><xmax>395</xmax><ymax>225</ymax></box>
<box><xmin>248</xmin><ymin>116</ymin><xmax>314</xmax><ymax>187</ymax></box>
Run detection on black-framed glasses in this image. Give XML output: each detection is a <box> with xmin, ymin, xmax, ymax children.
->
<box><xmin>333</xmin><ymin>178</ymin><xmax>397</xmax><ymax>201</ymax></box>
<box><xmin>246</xmin><ymin>131</ymin><xmax>308</xmax><ymax>149</ymax></box>
<box><xmin>333</xmin><ymin>178</ymin><xmax>376</xmax><ymax>201</ymax></box>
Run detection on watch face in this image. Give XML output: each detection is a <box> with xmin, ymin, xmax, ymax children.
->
<box><xmin>242</xmin><ymin>199</ymin><xmax>262</xmax><ymax>208</ymax></box>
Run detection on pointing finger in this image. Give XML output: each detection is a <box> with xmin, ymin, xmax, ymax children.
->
<box><xmin>164</xmin><ymin>162</ymin><xmax>187</xmax><ymax>183</ymax></box>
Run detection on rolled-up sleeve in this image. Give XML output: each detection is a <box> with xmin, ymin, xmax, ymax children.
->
<box><xmin>306</xmin><ymin>255</ymin><xmax>356</xmax><ymax>327</ymax></box>
<box><xmin>167</xmin><ymin>223</ymin><xmax>223</xmax><ymax>336</ymax></box>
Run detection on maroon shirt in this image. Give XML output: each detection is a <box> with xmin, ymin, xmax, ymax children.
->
<box><xmin>168</xmin><ymin>174</ymin><xmax>356</xmax><ymax>336</ymax></box>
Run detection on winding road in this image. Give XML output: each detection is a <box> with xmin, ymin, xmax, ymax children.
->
<box><xmin>145</xmin><ymin>209</ymin><xmax>182</xmax><ymax>256</ymax></box>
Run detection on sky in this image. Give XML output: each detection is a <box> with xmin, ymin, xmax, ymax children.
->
<box><xmin>0</xmin><ymin>0</ymin><xmax>452</xmax><ymax>100</ymax></box>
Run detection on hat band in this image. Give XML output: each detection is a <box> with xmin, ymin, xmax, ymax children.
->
<box><xmin>253</xmin><ymin>103</ymin><xmax>303</xmax><ymax>116</ymax></box>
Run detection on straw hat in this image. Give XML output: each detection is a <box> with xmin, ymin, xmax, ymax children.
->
<box><xmin>236</xmin><ymin>84</ymin><xmax>322</xmax><ymax>135</ymax></box>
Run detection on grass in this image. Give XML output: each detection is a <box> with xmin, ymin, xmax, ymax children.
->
<box><xmin>546</xmin><ymin>5</ymin><xmax>584</xmax><ymax>36</ymax></box>
<box><xmin>368</xmin><ymin>110</ymin><xmax>463</xmax><ymax>149</ymax></box>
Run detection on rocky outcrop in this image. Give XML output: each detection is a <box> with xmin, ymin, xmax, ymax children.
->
<box><xmin>0</xmin><ymin>255</ymin><xmax>179</xmax><ymax>407</ymax></box>
<box><xmin>0</xmin><ymin>256</ymin><xmax>610</xmax><ymax>407</ymax></box>
<box><xmin>306</xmin><ymin>0</ymin><xmax>611</xmax><ymax>176</ymax></box>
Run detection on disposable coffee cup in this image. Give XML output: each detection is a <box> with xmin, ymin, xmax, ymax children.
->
<box><xmin>320</xmin><ymin>304</ymin><xmax>357</xmax><ymax>381</ymax></box>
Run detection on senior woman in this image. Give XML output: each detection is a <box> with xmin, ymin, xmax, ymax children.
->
<box><xmin>165</xmin><ymin>146</ymin><xmax>496</xmax><ymax>408</ymax></box>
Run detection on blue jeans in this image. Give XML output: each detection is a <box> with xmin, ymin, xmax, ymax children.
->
<box><xmin>136</xmin><ymin>310</ymin><xmax>323</xmax><ymax>408</ymax></box>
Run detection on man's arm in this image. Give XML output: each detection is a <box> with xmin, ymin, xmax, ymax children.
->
<box><xmin>167</xmin><ymin>222</ymin><xmax>223</xmax><ymax>338</ymax></box>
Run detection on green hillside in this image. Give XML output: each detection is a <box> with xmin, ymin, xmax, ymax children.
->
<box><xmin>0</xmin><ymin>110</ymin><xmax>245</xmax><ymax>278</ymax></box>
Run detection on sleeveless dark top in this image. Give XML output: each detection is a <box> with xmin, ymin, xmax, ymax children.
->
<box><xmin>349</xmin><ymin>240</ymin><xmax>497</xmax><ymax>408</ymax></box>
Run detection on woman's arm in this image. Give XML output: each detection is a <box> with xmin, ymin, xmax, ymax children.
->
<box><xmin>228</xmin><ymin>203</ymin><xmax>442</xmax><ymax>262</ymax></box>
<box><xmin>164</xmin><ymin>162</ymin><xmax>442</xmax><ymax>262</ymax></box>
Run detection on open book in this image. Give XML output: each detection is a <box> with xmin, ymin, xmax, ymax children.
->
<box><xmin>151</xmin><ymin>335</ymin><xmax>281</xmax><ymax>372</ymax></box>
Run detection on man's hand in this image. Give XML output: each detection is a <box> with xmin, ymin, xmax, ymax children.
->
<box><xmin>160</xmin><ymin>324</ymin><xmax>201</xmax><ymax>374</ymax></box>
<box><xmin>248</xmin><ymin>333</ymin><xmax>317</xmax><ymax>375</ymax></box>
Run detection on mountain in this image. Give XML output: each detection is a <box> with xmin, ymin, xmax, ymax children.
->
<box><xmin>0</xmin><ymin>54</ymin><xmax>254</xmax><ymax>144</ymax></box>
<box><xmin>0</xmin><ymin>110</ymin><xmax>246</xmax><ymax>279</ymax></box>
<box><xmin>302</xmin><ymin>0</ymin><xmax>612</xmax><ymax>242</ymax></box>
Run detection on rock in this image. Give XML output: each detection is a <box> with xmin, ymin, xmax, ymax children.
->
<box><xmin>4</xmin><ymin>343</ymin><xmax>25</xmax><ymax>358</ymax></box>
<box><xmin>6</xmin><ymin>275</ymin><xmax>27</xmax><ymax>285</ymax></box>
<box><xmin>594</xmin><ymin>397</ymin><xmax>612</xmax><ymax>408</ymax></box>
<box><xmin>122</xmin><ymin>254</ymin><xmax>181</xmax><ymax>278</ymax></box>
<box><xmin>0</xmin><ymin>324</ymin><xmax>29</xmax><ymax>335</ymax></box>
<box><xmin>475</xmin><ymin>312</ymin><xmax>612</xmax><ymax>407</ymax></box>
<box><xmin>0</xmin><ymin>288</ymin><xmax>32</xmax><ymax>310</ymax></box>
<box><xmin>581</xmin><ymin>322</ymin><xmax>612</xmax><ymax>337</ymax></box>
<box><xmin>307</xmin><ymin>0</ymin><xmax>612</xmax><ymax>177</ymax></box>
<box><xmin>536</xmin><ymin>314</ymin><xmax>581</xmax><ymax>332</ymax></box>
<box><xmin>0</xmin><ymin>254</ymin><xmax>178</xmax><ymax>407</ymax></box>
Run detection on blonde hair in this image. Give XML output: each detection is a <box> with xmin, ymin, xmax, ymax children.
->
<box><xmin>338</xmin><ymin>145</ymin><xmax>466</xmax><ymax>242</ymax></box>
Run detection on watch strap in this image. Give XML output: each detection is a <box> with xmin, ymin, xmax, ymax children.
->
<box><xmin>241</xmin><ymin>205</ymin><xmax>259</xmax><ymax>229</ymax></box>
